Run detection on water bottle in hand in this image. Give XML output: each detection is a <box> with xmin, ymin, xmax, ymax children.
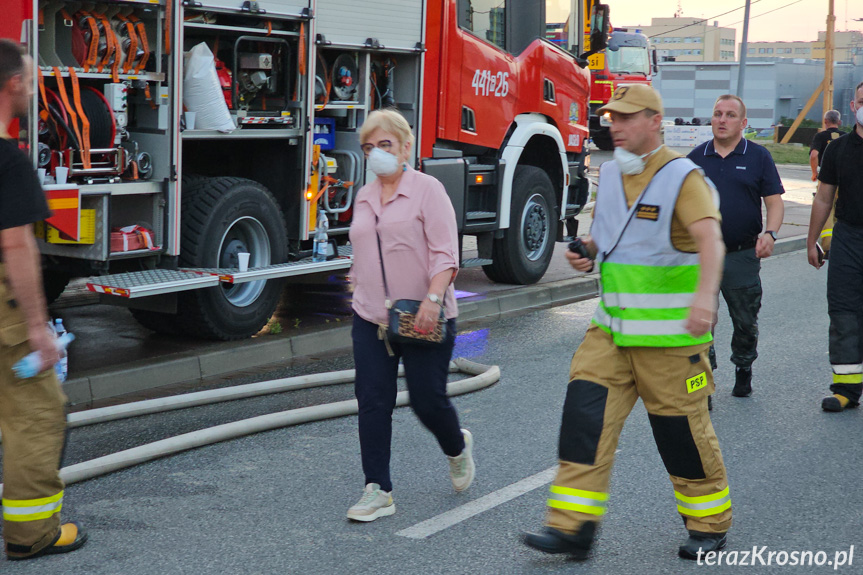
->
<box><xmin>54</xmin><ymin>319</ymin><xmax>69</xmax><ymax>383</ymax></box>
<box><xmin>13</xmin><ymin>332</ymin><xmax>76</xmax><ymax>380</ymax></box>
<box><xmin>312</xmin><ymin>212</ymin><xmax>329</xmax><ymax>262</ymax></box>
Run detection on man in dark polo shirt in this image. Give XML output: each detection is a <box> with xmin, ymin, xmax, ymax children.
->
<box><xmin>689</xmin><ymin>94</ymin><xmax>785</xmax><ymax>399</ymax></box>
<box><xmin>807</xmin><ymin>80</ymin><xmax>863</xmax><ymax>413</ymax></box>
<box><xmin>810</xmin><ymin>110</ymin><xmax>844</xmax><ymax>182</ymax></box>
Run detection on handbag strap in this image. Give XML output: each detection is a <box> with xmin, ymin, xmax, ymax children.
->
<box><xmin>374</xmin><ymin>215</ymin><xmax>392</xmax><ymax>309</ymax></box>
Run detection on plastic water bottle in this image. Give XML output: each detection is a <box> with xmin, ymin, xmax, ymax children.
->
<box><xmin>12</xmin><ymin>332</ymin><xmax>76</xmax><ymax>381</ymax></box>
<box><xmin>312</xmin><ymin>212</ymin><xmax>329</xmax><ymax>262</ymax></box>
<box><xmin>54</xmin><ymin>319</ymin><xmax>69</xmax><ymax>383</ymax></box>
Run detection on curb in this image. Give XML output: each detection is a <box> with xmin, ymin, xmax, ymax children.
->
<box><xmin>62</xmin><ymin>235</ymin><xmax>808</xmax><ymax>407</ymax></box>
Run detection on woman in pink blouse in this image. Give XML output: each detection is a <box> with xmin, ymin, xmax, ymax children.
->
<box><xmin>346</xmin><ymin>110</ymin><xmax>475</xmax><ymax>522</ymax></box>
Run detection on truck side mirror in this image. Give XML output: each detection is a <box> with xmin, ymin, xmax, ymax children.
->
<box><xmin>589</xmin><ymin>4</ymin><xmax>610</xmax><ymax>53</ymax></box>
<box><xmin>651</xmin><ymin>48</ymin><xmax>659</xmax><ymax>74</ymax></box>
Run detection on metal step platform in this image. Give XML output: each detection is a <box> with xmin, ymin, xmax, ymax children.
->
<box><xmin>460</xmin><ymin>257</ymin><xmax>493</xmax><ymax>269</ymax></box>
<box><xmin>87</xmin><ymin>246</ymin><xmax>354</xmax><ymax>299</ymax></box>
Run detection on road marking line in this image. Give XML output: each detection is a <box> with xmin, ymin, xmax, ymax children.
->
<box><xmin>395</xmin><ymin>466</ymin><xmax>557</xmax><ymax>540</ymax></box>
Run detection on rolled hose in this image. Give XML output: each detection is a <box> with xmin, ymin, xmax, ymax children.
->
<box><xmin>0</xmin><ymin>359</ymin><xmax>499</xmax><ymax>495</ymax></box>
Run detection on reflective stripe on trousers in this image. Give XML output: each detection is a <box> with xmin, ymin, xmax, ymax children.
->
<box><xmin>675</xmin><ymin>487</ymin><xmax>731</xmax><ymax>518</ymax></box>
<box><xmin>547</xmin><ymin>485</ymin><xmax>608</xmax><ymax>516</ymax></box>
<box><xmin>3</xmin><ymin>491</ymin><xmax>63</xmax><ymax>522</ymax></box>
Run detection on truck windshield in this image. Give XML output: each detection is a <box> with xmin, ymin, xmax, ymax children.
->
<box><xmin>607</xmin><ymin>46</ymin><xmax>649</xmax><ymax>75</ymax></box>
<box><xmin>545</xmin><ymin>0</ymin><xmax>574</xmax><ymax>51</ymax></box>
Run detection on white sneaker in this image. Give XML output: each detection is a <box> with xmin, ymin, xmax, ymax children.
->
<box><xmin>448</xmin><ymin>429</ymin><xmax>475</xmax><ymax>492</ymax></box>
<box><xmin>347</xmin><ymin>483</ymin><xmax>395</xmax><ymax>522</ymax></box>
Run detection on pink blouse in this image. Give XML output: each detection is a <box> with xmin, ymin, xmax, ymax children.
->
<box><xmin>349</xmin><ymin>166</ymin><xmax>459</xmax><ymax>325</ymax></box>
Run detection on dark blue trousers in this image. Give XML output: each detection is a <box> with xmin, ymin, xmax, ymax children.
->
<box><xmin>352</xmin><ymin>315</ymin><xmax>464</xmax><ymax>492</ymax></box>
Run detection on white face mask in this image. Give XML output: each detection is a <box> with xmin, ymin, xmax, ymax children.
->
<box><xmin>368</xmin><ymin>147</ymin><xmax>402</xmax><ymax>177</ymax></box>
<box><xmin>613</xmin><ymin>145</ymin><xmax>662</xmax><ymax>175</ymax></box>
<box><xmin>856</xmin><ymin>106</ymin><xmax>863</xmax><ymax>127</ymax></box>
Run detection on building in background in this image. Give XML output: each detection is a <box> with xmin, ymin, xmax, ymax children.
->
<box><xmin>652</xmin><ymin>60</ymin><xmax>863</xmax><ymax>130</ymax></box>
<box><xmin>622</xmin><ymin>17</ymin><xmax>736</xmax><ymax>62</ymax></box>
<box><xmin>743</xmin><ymin>30</ymin><xmax>862</xmax><ymax>64</ymax></box>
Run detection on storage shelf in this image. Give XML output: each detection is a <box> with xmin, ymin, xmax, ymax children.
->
<box><xmin>315</xmin><ymin>102</ymin><xmax>363</xmax><ymax>110</ymax></box>
<box><xmin>182</xmin><ymin>128</ymin><xmax>302</xmax><ymax>140</ymax></box>
<box><xmin>39</xmin><ymin>67</ymin><xmax>165</xmax><ymax>83</ymax></box>
<box><xmin>183</xmin><ymin>21</ymin><xmax>299</xmax><ymax>38</ymax></box>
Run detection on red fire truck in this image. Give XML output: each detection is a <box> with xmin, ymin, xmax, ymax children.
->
<box><xmin>588</xmin><ymin>28</ymin><xmax>654</xmax><ymax>150</ymax></box>
<box><xmin>3</xmin><ymin>0</ymin><xmax>608</xmax><ymax>340</ymax></box>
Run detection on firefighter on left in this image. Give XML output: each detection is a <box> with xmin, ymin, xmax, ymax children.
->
<box><xmin>0</xmin><ymin>39</ymin><xmax>88</xmax><ymax>560</ymax></box>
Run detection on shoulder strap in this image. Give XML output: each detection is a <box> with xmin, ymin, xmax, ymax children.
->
<box><xmin>374</xmin><ymin>215</ymin><xmax>391</xmax><ymax>309</ymax></box>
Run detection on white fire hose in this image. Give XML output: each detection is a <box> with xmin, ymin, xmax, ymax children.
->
<box><xmin>0</xmin><ymin>358</ymin><xmax>499</xmax><ymax>496</ymax></box>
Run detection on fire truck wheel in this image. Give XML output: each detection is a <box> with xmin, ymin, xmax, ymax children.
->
<box><xmin>176</xmin><ymin>176</ymin><xmax>288</xmax><ymax>340</ymax></box>
<box><xmin>42</xmin><ymin>269</ymin><xmax>71</xmax><ymax>305</ymax></box>
<box><xmin>483</xmin><ymin>166</ymin><xmax>558</xmax><ymax>285</ymax></box>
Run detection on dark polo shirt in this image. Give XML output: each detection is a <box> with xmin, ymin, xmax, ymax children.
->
<box><xmin>688</xmin><ymin>138</ymin><xmax>784</xmax><ymax>250</ymax></box>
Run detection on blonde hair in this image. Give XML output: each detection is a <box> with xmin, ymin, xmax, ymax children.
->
<box><xmin>359</xmin><ymin>109</ymin><xmax>415</xmax><ymax>147</ymax></box>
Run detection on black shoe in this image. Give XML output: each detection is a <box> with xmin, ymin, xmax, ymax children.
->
<box><xmin>679</xmin><ymin>531</ymin><xmax>727</xmax><ymax>560</ymax></box>
<box><xmin>523</xmin><ymin>523</ymin><xmax>596</xmax><ymax>560</ymax></box>
<box><xmin>7</xmin><ymin>522</ymin><xmax>88</xmax><ymax>561</ymax></box>
<box><xmin>732</xmin><ymin>367</ymin><xmax>752</xmax><ymax>397</ymax></box>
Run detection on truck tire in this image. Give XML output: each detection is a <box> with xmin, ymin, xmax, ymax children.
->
<box><xmin>42</xmin><ymin>269</ymin><xmax>71</xmax><ymax>305</ymax></box>
<box><xmin>483</xmin><ymin>166</ymin><xmax>558</xmax><ymax>285</ymax></box>
<box><xmin>176</xmin><ymin>176</ymin><xmax>288</xmax><ymax>340</ymax></box>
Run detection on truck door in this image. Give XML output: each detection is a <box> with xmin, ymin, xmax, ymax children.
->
<box><xmin>451</xmin><ymin>0</ymin><xmax>518</xmax><ymax>150</ymax></box>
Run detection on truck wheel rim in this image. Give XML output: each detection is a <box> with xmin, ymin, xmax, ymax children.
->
<box><xmin>218</xmin><ymin>216</ymin><xmax>271</xmax><ymax>307</ymax></box>
<box><xmin>521</xmin><ymin>193</ymin><xmax>549</xmax><ymax>261</ymax></box>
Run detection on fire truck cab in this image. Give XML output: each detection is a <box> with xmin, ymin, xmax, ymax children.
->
<box><xmin>4</xmin><ymin>0</ymin><xmax>608</xmax><ymax>340</ymax></box>
<box><xmin>588</xmin><ymin>28</ymin><xmax>653</xmax><ymax>150</ymax></box>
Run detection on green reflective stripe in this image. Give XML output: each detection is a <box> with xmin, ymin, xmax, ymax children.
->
<box><xmin>675</xmin><ymin>488</ymin><xmax>731</xmax><ymax>518</ymax></box>
<box><xmin>603</xmin><ymin>305</ymin><xmax>691</xmax><ymax>321</ymax></box>
<box><xmin>611</xmin><ymin>332</ymin><xmax>712</xmax><ymax>347</ymax></box>
<box><xmin>600</xmin><ymin>262</ymin><xmax>700</xmax><ymax>294</ymax></box>
<box><xmin>547</xmin><ymin>486</ymin><xmax>608</xmax><ymax>516</ymax></box>
<box><xmin>833</xmin><ymin>373</ymin><xmax>863</xmax><ymax>384</ymax></box>
<box><xmin>820</xmin><ymin>228</ymin><xmax>833</xmax><ymax>239</ymax></box>
<box><xmin>2</xmin><ymin>491</ymin><xmax>64</xmax><ymax>523</ymax></box>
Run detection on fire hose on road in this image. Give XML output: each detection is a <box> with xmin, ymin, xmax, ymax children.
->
<box><xmin>0</xmin><ymin>358</ymin><xmax>500</xmax><ymax>496</ymax></box>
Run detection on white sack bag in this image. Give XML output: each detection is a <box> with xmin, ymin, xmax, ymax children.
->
<box><xmin>183</xmin><ymin>42</ymin><xmax>235</xmax><ymax>133</ymax></box>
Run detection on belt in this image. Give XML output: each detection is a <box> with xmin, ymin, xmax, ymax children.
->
<box><xmin>726</xmin><ymin>238</ymin><xmax>757</xmax><ymax>253</ymax></box>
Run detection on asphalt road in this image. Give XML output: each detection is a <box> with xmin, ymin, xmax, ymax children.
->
<box><xmin>6</xmin><ymin>248</ymin><xmax>861</xmax><ymax>574</ymax></box>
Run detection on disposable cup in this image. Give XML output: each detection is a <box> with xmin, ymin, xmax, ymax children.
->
<box><xmin>237</xmin><ymin>252</ymin><xmax>250</xmax><ymax>272</ymax></box>
<box><xmin>37</xmin><ymin>168</ymin><xmax>46</xmax><ymax>184</ymax></box>
<box><xmin>184</xmin><ymin>111</ymin><xmax>197</xmax><ymax>130</ymax></box>
<box><xmin>55</xmin><ymin>167</ymin><xmax>69</xmax><ymax>185</ymax></box>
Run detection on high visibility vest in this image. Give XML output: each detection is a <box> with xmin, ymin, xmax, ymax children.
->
<box><xmin>591</xmin><ymin>156</ymin><xmax>715</xmax><ymax>347</ymax></box>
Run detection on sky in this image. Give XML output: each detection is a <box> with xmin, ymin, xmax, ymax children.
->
<box><xmin>548</xmin><ymin>0</ymin><xmax>863</xmax><ymax>44</ymax></box>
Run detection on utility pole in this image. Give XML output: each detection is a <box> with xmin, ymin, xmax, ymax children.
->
<box><xmin>737</xmin><ymin>0</ymin><xmax>752</xmax><ymax>98</ymax></box>
<box><xmin>781</xmin><ymin>0</ymin><xmax>836</xmax><ymax>143</ymax></box>
<box><xmin>823</xmin><ymin>0</ymin><xmax>836</xmax><ymax>125</ymax></box>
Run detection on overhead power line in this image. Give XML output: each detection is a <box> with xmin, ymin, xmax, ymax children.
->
<box><xmin>648</xmin><ymin>0</ymin><xmax>767</xmax><ymax>38</ymax></box>
<box><xmin>725</xmin><ymin>0</ymin><xmax>807</xmax><ymax>27</ymax></box>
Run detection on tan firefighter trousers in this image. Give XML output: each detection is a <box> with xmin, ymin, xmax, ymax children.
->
<box><xmin>0</xmin><ymin>265</ymin><xmax>67</xmax><ymax>558</ymax></box>
<box><xmin>545</xmin><ymin>325</ymin><xmax>732</xmax><ymax>536</ymax></box>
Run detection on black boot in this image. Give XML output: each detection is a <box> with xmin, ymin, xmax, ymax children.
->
<box><xmin>732</xmin><ymin>367</ymin><xmax>752</xmax><ymax>397</ymax></box>
<box><xmin>679</xmin><ymin>530</ymin><xmax>727</xmax><ymax>560</ymax></box>
<box><xmin>523</xmin><ymin>522</ymin><xmax>596</xmax><ymax>560</ymax></box>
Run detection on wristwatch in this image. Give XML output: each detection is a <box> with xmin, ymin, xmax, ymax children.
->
<box><xmin>765</xmin><ymin>230</ymin><xmax>778</xmax><ymax>241</ymax></box>
<box><xmin>427</xmin><ymin>293</ymin><xmax>442</xmax><ymax>305</ymax></box>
